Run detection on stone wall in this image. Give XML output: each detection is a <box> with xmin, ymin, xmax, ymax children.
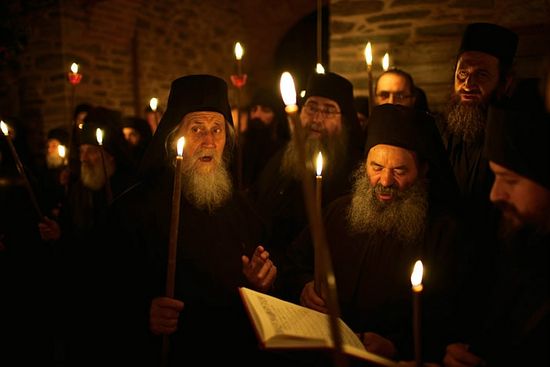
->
<box><xmin>329</xmin><ymin>0</ymin><xmax>550</xmax><ymax>112</ymax></box>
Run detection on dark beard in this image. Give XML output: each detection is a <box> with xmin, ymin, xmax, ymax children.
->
<box><xmin>280</xmin><ymin>128</ymin><xmax>348</xmax><ymax>180</ymax></box>
<box><xmin>347</xmin><ymin>168</ymin><xmax>428</xmax><ymax>244</ymax></box>
<box><xmin>446</xmin><ymin>93</ymin><xmax>488</xmax><ymax>143</ymax></box>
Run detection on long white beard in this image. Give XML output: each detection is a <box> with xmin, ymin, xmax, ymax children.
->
<box><xmin>181</xmin><ymin>150</ymin><xmax>233</xmax><ymax>213</ymax></box>
<box><xmin>80</xmin><ymin>159</ymin><xmax>115</xmax><ymax>191</ymax></box>
<box><xmin>347</xmin><ymin>168</ymin><xmax>428</xmax><ymax>244</ymax></box>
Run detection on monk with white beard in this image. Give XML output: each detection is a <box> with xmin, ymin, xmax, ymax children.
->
<box><xmin>282</xmin><ymin>104</ymin><xmax>466</xmax><ymax>364</ymax></box>
<box><xmin>102</xmin><ymin>75</ymin><xmax>296</xmax><ymax>367</ymax></box>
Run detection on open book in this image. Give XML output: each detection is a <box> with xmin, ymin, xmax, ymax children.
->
<box><xmin>239</xmin><ymin>287</ymin><xmax>397</xmax><ymax>367</ymax></box>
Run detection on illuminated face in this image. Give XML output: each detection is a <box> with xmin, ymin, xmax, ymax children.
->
<box><xmin>454</xmin><ymin>51</ymin><xmax>500</xmax><ymax>105</ymax></box>
<box><xmin>250</xmin><ymin>105</ymin><xmax>275</xmax><ymax>125</ymax></box>
<box><xmin>122</xmin><ymin>127</ymin><xmax>141</xmax><ymax>146</ymax></box>
<box><xmin>299</xmin><ymin>96</ymin><xmax>343</xmax><ymax>139</ymax></box>
<box><xmin>176</xmin><ymin>111</ymin><xmax>226</xmax><ymax>173</ymax></box>
<box><xmin>47</xmin><ymin>138</ymin><xmax>61</xmax><ymax>156</ymax></box>
<box><xmin>489</xmin><ymin>161</ymin><xmax>550</xmax><ymax>231</ymax></box>
<box><xmin>80</xmin><ymin>144</ymin><xmax>103</xmax><ymax>167</ymax></box>
<box><xmin>375</xmin><ymin>73</ymin><xmax>415</xmax><ymax>107</ymax></box>
<box><xmin>366</xmin><ymin>144</ymin><xmax>420</xmax><ymax>202</ymax></box>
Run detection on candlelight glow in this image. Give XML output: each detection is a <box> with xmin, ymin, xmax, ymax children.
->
<box><xmin>382</xmin><ymin>53</ymin><xmax>390</xmax><ymax>71</ymax></box>
<box><xmin>316</xmin><ymin>152</ymin><xmax>323</xmax><ymax>176</ymax></box>
<box><xmin>96</xmin><ymin>128</ymin><xmax>104</xmax><ymax>146</ymax></box>
<box><xmin>176</xmin><ymin>137</ymin><xmax>185</xmax><ymax>157</ymax></box>
<box><xmin>0</xmin><ymin>120</ymin><xmax>8</xmax><ymax>136</ymax></box>
<box><xmin>57</xmin><ymin>145</ymin><xmax>66</xmax><ymax>158</ymax></box>
<box><xmin>411</xmin><ymin>260</ymin><xmax>424</xmax><ymax>288</ymax></box>
<box><xmin>70</xmin><ymin>63</ymin><xmax>79</xmax><ymax>73</ymax></box>
<box><xmin>365</xmin><ymin>42</ymin><xmax>373</xmax><ymax>66</ymax></box>
<box><xmin>234</xmin><ymin>42</ymin><xmax>244</xmax><ymax>60</ymax></box>
<box><xmin>149</xmin><ymin>97</ymin><xmax>159</xmax><ymax>112</ymax></box>
<box><xmin>280</xmin><ymin>72</ymin><xmax>297</xmax><ymax>107</ymax></box>
<box><xmin>300</xmin><ymin>90</ymin><xmax>306</xmax><ymax>98</ymax></box>
<box><xmin>316</xmin><ymin>63</ymin><xmax>325</xmax><ymax>74</ymax></box>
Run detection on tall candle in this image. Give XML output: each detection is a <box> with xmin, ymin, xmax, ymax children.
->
<box><xmin>95</xmin><ymin>128</ymin><xmax>113</xmax><ymax>204</ymax></box>
<box><xmin>280</xmin><ymin>73</ymin><xmax>345</xmax><ymax>366</ymax></box>
<box><xmin>315</xmin><ymin>151</ymin><xmax>323</xmax><ymax>210</ymax></box>
<box><xmin>411</xmin><ymin>260</ymin><xmax>424</xmax><ymax>367</ymax></box>
<box><xmin>234</xmin><ymin>42</ymin><xmax>244</xmax><ymax>76</ymax></box>
<box><xmin>149</xmin><ymin>97</ymin><xmax>159</xmax><ymax>129</ymax></box>
<box><xmin>1</xmin><ymin>120</ymin><xmax>43</xmax><ymax>220</ymax></box>
<box><xmin>364</xmin><ymin>42</ymin><xmax>374</xmax><ymax>113</ymax></box>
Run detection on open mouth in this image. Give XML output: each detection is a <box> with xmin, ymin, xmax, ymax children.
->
<box><xmin>377</xmin><ymin>192</ymin><xmax>393</xmax><ymax>202</ymax></box>
<box><xmin>199</xmin><ymin>156</ymin><xmax>213</xmax><ymax>162</ymax></box>
<box><xmin>460</xmin><ymin>92</ymin><xmax>481</xmax><ymax>101</ymax></box>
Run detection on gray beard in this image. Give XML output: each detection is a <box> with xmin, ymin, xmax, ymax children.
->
<box><xmin>46</xmin><ymin>154</ymin><xmax>64</xmax><ymax>169</ymax></box>
<box><xmin>81</xmin><ymin>159</ymin><xmax>115</xmax><ymax>191</ymax></box>
<box><xmin>181</xmin><ymin>153</ymin><xmax>233</xmax><ymax>213</ymax></box>
<box><xmin>347</xmin><ymin>168</ymin><xmax>428</xmax><ymax>244</ymax></box>
<box><xmin>446</xmin><ymin>94</ymin><xmax>488</xmax><ymax>144</ymax></box>
<box><xmin>280</xmin><ymin>130</ymin><xmax>348</xmax><ymax>180</ymax></box>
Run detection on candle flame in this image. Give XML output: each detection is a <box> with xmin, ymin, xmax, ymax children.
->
<box><xmin>316</xmin><ymin>151</ymin><xmax>323</xmax><ymax>176</ymax></box>
<box><xmin>300</xmin><ymin>90</ymin><xmax>306</xmax><ymax>98</ymax></box>
<box><xmin>71</xmin><ymin>63</ymin><xmax>79</xmax><ymax>73</ymax></box>
<box><xmin>57</xmin><ymin>145</ymin><xmax>66</xmax><ymax>158</ymax></box>
<box><xmin>365</xmin><ymin>42</ymin><xmax>373</xmax><ymax>66</ymax></box>
<box><xmin>411</xmin><ymin>260</ymin><xmax>423</xmax><ymax>287</ymax></box>
<box><xmin>234</xmin><ymin>42</ymin><xmax>244</xmax><ymax>60</ymax></box>
<box><xmin>280</xmin><ymin>72</ymin><xmax>297</xmax><ymax>107</ymax></box>
<box><xmin>0</xmin><ymin>120</ymin><xmax>8</xmax><ymax>136</ymax></box>
<box><xmin>96</xmin><ymin>128</ymin><xmax>104</xmax><ymax>145</ymax></box>
<box><xmin>149</xmin><ymin>97</ymin><xmax>159</xmax><ymax>111</ymax></box>
<box><xmin>382</xmin><ymin>53</ymin><xmax>390</xmax><ymax>71</ymax></box>
<box><xmin>316</xmin><ymin>63</ymin><xmax>325</xmax><ymax>74</ymax></box>
<box><xmin>177</xmin><ymin>137</ymin><xmax>185</xmax><ymax>157</ymax></box>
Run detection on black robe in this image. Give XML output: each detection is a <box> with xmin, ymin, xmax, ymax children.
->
<box><xmin>282</xmin><ymin>195</ymin><xmax>467</xmax><ymax>362</ymax></box>
<box><xmin>102</xmin><ymin>168</ymin><xmax>300</xmax><ymax>367</ymax></box>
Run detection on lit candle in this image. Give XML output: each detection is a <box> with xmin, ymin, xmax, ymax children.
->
<box><xmin>315</xmin><ymin>151</ymin><xmax>323</xmax><ymax>210</ymax></box>
<box><xmin>57</xmin><ymin>144</ymin><xmax>67</xmax><ymax>166</ymax></box>
<box><xmin>382</xmin><ymin>53</ymin><xmax>390</xmax><ymax>71</ymax></box>
<box><xmin>166</xmin><ymin>136</ymin><xmax>185</xmax><ymax>298</ymax></box>
<box><xmin>68</xmin><ymin>62</ymin><xmax>82</xmax><ymax>85</ymax></box>
<box><xmin>234</xmin><ymin>41</ymin><xmax>244</xmax><ymax>76</ymax></box>
<box><xmin>364</xmin><ymin>42</ymin><xmax>374</xmax><ymax>112</ymax></box>
<box><xmin>149</xmin><ymin>97</ymin><xmax>159</xmax><ymax>130</ymax></box>
<box><xmin>411</xmin><ymin>260</ymin><xmax>424</xmax><ymax>367</ymax></box>
<box><xmin>1</xmin><ymin>120</ymin><xmax>43</xmax><ymax>220</ymax></box>
<box><xmin>316</xmin><ymin>63</ymin><xmax>325</xmax><ymax>74</ymax></box>
<box><xmin>280</xmin><ymin>72</ymin><xmax>345</xmax><ymax>361</ymax></box>
<box><xmin>96</xmin><ymin>128</ymin><xmax>113</xmax><ymax>204</ymax></box>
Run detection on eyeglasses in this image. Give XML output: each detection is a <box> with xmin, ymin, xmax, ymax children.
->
<box><xmin>303</xmin><ymin>103</ymin><xmax>341</xmax><ymax>119</ymax></box>
<box><xmin>376</xmin><ymin>91</ymin><xmax>412</xmax><ymax>102</ymax></box>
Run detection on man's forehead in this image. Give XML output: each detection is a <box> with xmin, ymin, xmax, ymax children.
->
<box><xmin>457</xmin><ymin>51</ymin><xmax>499</xmax><ymax>69</ymax></box>
<box><xmin>183</xmin><ymin>111</ymin><xmax>224</xmax><ymax>124</ymax></box>
<box><xmin>378</xmin><ymin>73</ymin><xmax>409</xmax><ymax>90</ymax></box>
<box><xmin>368</xmin><ymin>144</ymin><xmax>417</xmax><ymax>161</ymax></box>
<box><xmin>305</xmin><ymin>96</ymin><xmax>339</xmax><ymax>108</ymax></box>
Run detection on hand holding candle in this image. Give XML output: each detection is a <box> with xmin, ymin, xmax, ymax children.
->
<box><xmin>410</xmin><ymin>260</ymin><xmax>423</xmax><ymax>367</ymax></box>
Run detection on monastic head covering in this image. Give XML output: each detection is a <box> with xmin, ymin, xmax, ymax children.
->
<box><xmin>458</xmin><ymin>22</ymin><xmax>518</xmax><ymax>67</ymax></box>
<box><xmin>366</xmin><ymin>104</ymin><xmax>460</xmax><ymax>205</ymax></box>
<box><xmin>121</xmin><ymin>116</ymin><xmax>152</xmax><ymax>142</ymax></box>
<box><xmin>73</xmin><ymin>103</ymin><xmax>92</xmax><ymax>120</ymax></box>
<box><xmin>47</xmin><ymin>127</ymin><xmax>69</xmax><ymax>146</ymax></box>
<box><xmin>79</xmin><ymin>106</ymin><xmax>131</xmax><ymax>166</ymax></box>
<box><xmin>249</xmin><ymin>87</ymin><xmax>284</xmax><ymax>111</ymax></box>
<box><xmin>138</xmin><ymin>74</ymin><xmax>233</xmax><ymax>177</ymax></box>
<box><xmin>302</xmin><ymin>71</ymin><xmax>363</xmax><ymax>150</ymax></box>
<box><xmin>486</xmin><ymin>78</ymin><xmax>550</xmax><ymax>190</ymax></box>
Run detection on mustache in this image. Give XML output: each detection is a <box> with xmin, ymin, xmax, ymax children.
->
<box><xmin>373</xmin><ymin>183</ymin><xmax>398</xmax><ymax>196</ymax></box>
<box><xmin>494</xmin><ymin>200</ymin><xmax>519</xmax><ymax>216</ymax></box>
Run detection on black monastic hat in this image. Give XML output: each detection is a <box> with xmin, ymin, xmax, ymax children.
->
<box><xmin>365</xmin><ymin>104</ymin><xmax>460</xmax><ymax>205</ymax></box>
<box><xmin>138</xmin><ymin>74</ymin><xmax>232</xmax><ymax>176</ymax></box>
<box><xmin>458</xmin><ymin>22</ymin><xmax>518</xmax><ymax>67</ymax></box>
<box><xmin>47</xmin><ymin>127</ymin><xmax>69</xmax><ymax>146</ymax></box>
<box><xmin>486</xmin><ymin>78</ymin><xmax>550</xmax><ymax>190</ymax></box>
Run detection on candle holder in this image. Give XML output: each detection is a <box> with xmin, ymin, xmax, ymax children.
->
<box><xmin>230</xmin><ymin>74</ymin><xmax>248</xmax><ymax>89</ymax></box>
<box><xmin>67</xmin><ymin>72</ymin><xmax>82</xmax><ymax>85</ymax></box>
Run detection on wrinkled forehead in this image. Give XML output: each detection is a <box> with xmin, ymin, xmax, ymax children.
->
<box><xmin>304</xmin><ymin>96</ymin><xmax>340</xmax><ymax>109</ymax></box>
<box><xmin>367</xmin><ymin>144</ymin><xmax>418</xmax><ymax>164</ymax></box>
<box><xmin>456</xmin><ymin>51</ymin><xmax>500</xmax><ymax>70</ymax></box>
<box><xmin>182</xmin><ymin>111</ymin><xmax>225</xmax><ymax>126</ymax></box>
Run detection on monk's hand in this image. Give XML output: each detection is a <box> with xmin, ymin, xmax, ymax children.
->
<box><xmin>443</xmin><ymin>343</ymin><xmax>485</xmax><ymax>367</ymax></box>
<box><xmin>300</xmin><ymin>280</ymin><xmax>328</xmax><ymax>313</ymax></box>
<box><xmin>242</xmin><ymin>245</ymin><xmax>277</xmax><ymax>292</ymax></box>
<box><xmin>149</xmin><ymin>296</ymin><xmax>184</xmax><ymax>336</ymax></box>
